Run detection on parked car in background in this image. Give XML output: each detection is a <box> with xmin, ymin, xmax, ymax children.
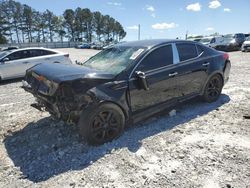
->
<box><xmin>0</xmin><ymin>47</ymin><xmax>72</xmax><ymax>81</ymax></box>
<box><xmin>241</xmin><ymin>36</ymin><xmax>250</xmax><ymax>52</ymax></box>
<box><xmin>233</xmin><ymin>33</ymin><xmax>245</xmax><ymax>46</ymax></box>
<box><xmin>91</xmin><ymin>43</ymin><xmax>104</xmax><ymax>50</ymax></box>
<box><xmin>23</xmin><ymin>39</ymin><xmax>231</xmax><ymax>145</ymax></box>
<box><xmin>76</xmin><ymin>43</ymin><xmax>91</xmax><ymax>49</ymax></box>
<box><xmin>215</xmin><ymin>37</ymin><xmax>240</xmax><ymax>52</ymax></box>
<box><xmin>199</xmin><ymin>36</ymin><xmax>224</xmax><ymax>48</ymax></box>
<box><xmin>1</xmin><ymin>46</ymin><xmax>19</xmax><ymax>51</ymax></box>
<box><xmin>193</xmin><ymin>38</ymin><xmax>202</xmax><ymax>42</ymax></box>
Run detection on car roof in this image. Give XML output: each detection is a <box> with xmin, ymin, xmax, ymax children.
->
<box><xmin>115</xmin><ymin>39</ymin><xmax>195</xmax><ymax>49</ymax></box>
<box><xmin>7</xmin><ymin>47</ymin><xmax>61</xmax><ymax>53</ymax></box>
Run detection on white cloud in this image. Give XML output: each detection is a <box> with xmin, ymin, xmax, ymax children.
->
<box><xmin>107</xmin><ymin>2</ymin><xmax>122</xmax><ymax>6</ymax></box>
<box><xmin>206</xmin><ymin>27</ymin><xmax>214</xmax><ymax>31</ymax></box>
<box><xmin>186</xmin><ymin>3</ymin><xmax>201</xmax><ymax>12</ymax></box>
<box><xmin>209</xmin><ymin>0</ymin><xmax>221</xmax><ymax>9</ymax></box>
<box><xmin>224</xmin><ymin>8</ymin><xmax>231</xmax><ymax>12</ymax></box>
<box><xmin>152</xmin><ymin>22</ymin><xmax>178</xmax><ymax>30</ymax></box>
<box><xmin>151</xmin><ymin>13</ymin><xmax>156</xmax><ymax>18</ymax></box>
<box><xmin>146</xmin><ymin>5</ymin><xmax>155</xmax><ymax>12</ymax></box>
<box><xmin>127</xmin><ymin>25</ymin><xmax>139</xmax><ymax>30</ymax></box>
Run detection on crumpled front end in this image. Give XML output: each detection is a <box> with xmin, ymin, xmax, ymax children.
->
<box><xmin>22</xmin><ymin>71</ymin><xmax>95</xmax><ymax>124</ymax></box>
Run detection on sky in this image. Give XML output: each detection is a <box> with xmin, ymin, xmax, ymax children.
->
<box><xmin>17</xmin><ymin>0</ymin><xmax>250</xmax><ymax>41</ymax></box>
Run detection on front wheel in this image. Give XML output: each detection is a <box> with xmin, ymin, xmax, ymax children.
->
<box><xmin>78</xmin><ymin>103</ymin><xmax>125</xmax><ymax>145</ymax></box>
<box><xmin>202</xmin><ymin>74</ymin><xmax>223</xmax><ymax>103</ymax></box>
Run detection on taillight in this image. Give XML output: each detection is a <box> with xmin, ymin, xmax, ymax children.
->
<box><xmin>64</xmin><ymin>54</ymin><xmax>69</xmax><ymax>58</ymax></box>
<box><xmin>223</xmin><ymin>53</ymin><xmax>229</xmax><ymax>60</ymax></box>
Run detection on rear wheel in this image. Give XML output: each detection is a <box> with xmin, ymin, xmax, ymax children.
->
<box><xmin>78</xmin><ymin>103</ymin><xmax>125</xmax><ymax>145</ymax></box>
<box><xmin>202</xmin><ymin>74</ymin><xmax>223</xmax><ymax>103</ymax></box>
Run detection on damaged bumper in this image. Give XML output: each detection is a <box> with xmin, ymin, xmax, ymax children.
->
<box><xmin>22</xmin><ymin>79</ymin><xmax>62</xmax><ymax>118</ymax></box>
<box><xmin>22</xmin><ymin>73</ymin><xmax>94</xmax><ymax>124</ymax></box>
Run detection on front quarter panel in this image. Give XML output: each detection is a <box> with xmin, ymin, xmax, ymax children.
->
<box><xmin>88</xmin><ymin>80</ymin><xmax>130</xmax><ymax>119</ymax></box>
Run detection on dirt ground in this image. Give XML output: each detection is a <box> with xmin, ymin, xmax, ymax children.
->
<box><xmin>0</xmin><ymin>49</ymin><xmax>249</xmax><ymax>188</ymax></box>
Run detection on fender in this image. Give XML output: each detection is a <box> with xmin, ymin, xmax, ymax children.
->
<box><xmin>87</xmin><ymin>86</ymin><xmax>130</xmax><ymax>120</ymax></box>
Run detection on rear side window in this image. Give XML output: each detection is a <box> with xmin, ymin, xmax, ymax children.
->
<box><xmin>41</xmin><ymin>50</ymin><xmax>56</xmax><ymax>56</ymax></box>
<box><xmin>138</xmin><ymin>45</ymin><xmax>173</xmax><ymax>71</ymax></box>
<box><xmin>196</xmin><ymin>44</ymin><xmax>217</xmax><ymax>56</ymax></box>
<box><xmin>29</xmin><ymin>50</ymin><xmax>56</xmax><ymax>57</ymax></box>
<box><xmin>176</xmin><ymin>43</ymin><xmax>198</xmax><ymax>61</ymax></box>
<box><xmin>196</xmin><ymin>45</ymin><xmax>204</xmax><ymax>56</ymax></box>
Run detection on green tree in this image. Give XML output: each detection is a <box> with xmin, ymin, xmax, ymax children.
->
<box><xmin>22</xmin><ymin>4</ymin><xmax>34</xmax><ymax>42</ymax></box>
<box><xmin>63</xmin><ymin>9</ymin><xmax>76</xmax><ymax>41</ymax></box>
<box><xmin>93</xmin><ymin>11</ymin><xmax>104</xmax><ymax>42</ymax></box>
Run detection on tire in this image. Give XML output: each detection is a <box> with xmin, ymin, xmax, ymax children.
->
<box><xmin>78</xmin><ymin>103</ymin><xmax>125</xmax><ymax>146</ymax></box>
<box><xmin>202</xmin><ymin>74</ymin><xmax>223</xmax><ymax>103</ymax></box>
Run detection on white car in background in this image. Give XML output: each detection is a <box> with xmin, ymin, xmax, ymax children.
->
<box><xmin>241</xmin><ymin>36</ymin><xmax>250</xmax><ymax>52</ymax></box>
<box><xmin>0</xmin><ymin>47</ymin><xmax>72</xmax><ymax>81</ymax></box>
<box><xmin>199</xmin><ymin>36</ymin><xmax>224</xmax><ymax>48</ymax></box>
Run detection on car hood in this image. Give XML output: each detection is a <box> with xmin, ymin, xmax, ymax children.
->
<box><xmin>28</xmin><ymin>62</ymin><xmax>114</xmax><ymax>83</ymax></box>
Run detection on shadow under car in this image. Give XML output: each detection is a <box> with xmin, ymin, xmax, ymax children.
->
<box><xmin>4</xmin><ymin>94</ymin><xmax>230</xmax><ymax>182</ymax></box>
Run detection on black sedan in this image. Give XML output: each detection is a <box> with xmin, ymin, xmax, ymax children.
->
<box><xmin>22</xmin><ymin>39</ymin><xmax>231</xmax><ymax>145</ymax></box>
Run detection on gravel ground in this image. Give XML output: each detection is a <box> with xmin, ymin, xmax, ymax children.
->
<box><xmin>0</xmin><ymin>49</ymin><xmax>249</xmax><ymax>188</ymax></box>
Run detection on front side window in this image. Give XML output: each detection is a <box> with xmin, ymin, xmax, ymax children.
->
<box><xmin>0</xmin><ymin>52</ymin><xmax>9</xmax><ymax>60</ymax></box>
<box><xmin>137</xmin><ymin>45</ymin><xmax>173</xmax><ymax>72</ymax></box>
<box><xmin>176</xmin><ymin>43</ymin><xmax>198</xmax><ymax>62</ymax></box>
<box><xmin>83</xmin><ymin>46</ymin><xmax>145</xmax><ymax>74</ymax></box>
<box><xmin>6</xmin><ymin>50</ymin><xmax>29</xmax><ymax>61</ymax></box>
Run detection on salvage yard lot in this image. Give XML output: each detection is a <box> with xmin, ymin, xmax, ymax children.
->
<box><xmin>0</xmin><ymin>49</ymin><xmax>249</xmax><ymax>187</ymax></box>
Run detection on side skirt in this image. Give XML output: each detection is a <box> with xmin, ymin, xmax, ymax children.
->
<box><xmin>131</xmin><ymin>92</ymin><xmax>199</xmax><ymax>124</ymax></box>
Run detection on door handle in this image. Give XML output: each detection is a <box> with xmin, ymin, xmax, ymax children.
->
<box><xmin>202</xmin><ymin>62</ymin><xmax>210</xmax><ymax>66</ymax></box>
<box><xmin>23</xmin><ymin>61</ymin><xmax>29</xmax><ymax>64</ymax></box>
<box><xmin>169</xmin><ymin>72</ymin><xmax>178</xmax><ymax>77</ymax></box>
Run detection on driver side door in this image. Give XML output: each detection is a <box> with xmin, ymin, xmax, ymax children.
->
<box><xmin>128</xmin><ymin>44</ymin><xmax>179</xmax><ymax>113</ymax></box>
<box><xmin>0</xmin><ymin>50</ymin><xmax>30</xmax><ymax>79</ymax></box>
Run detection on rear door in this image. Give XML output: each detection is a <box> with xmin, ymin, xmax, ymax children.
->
<box><xmin>174</xmin><ymin>43</ymin><xmax>210</xmax><ymax>97</ymax></box>
<box><xmin>27</xmin><ymin>49</ymin><xmax>57</xmax><ymax>67</ymax></box>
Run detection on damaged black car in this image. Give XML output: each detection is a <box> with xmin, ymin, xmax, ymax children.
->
<box><xmin>23</xmin><ymin>39</ymin><xmax>231</xmax><ymax>145</ymax></box>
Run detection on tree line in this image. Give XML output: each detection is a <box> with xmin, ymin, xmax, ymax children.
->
<box><xmin>0</xmin><ymin>0</ymin><xmax>126</xmax><ymax>44</ymax></box>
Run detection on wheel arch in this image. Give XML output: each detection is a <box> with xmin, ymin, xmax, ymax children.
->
<box><xmin>201</xmin><ymin>71</ymin><xmax>224</xmax><ymax>95</ymax></box>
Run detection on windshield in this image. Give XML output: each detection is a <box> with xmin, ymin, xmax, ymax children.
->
<box><xmin>246</xmin><ymin>36</ymin><xmax>250</xmax><ymax>41</ymax></box>
<box><xmin>200</xmin><ymin>38</ymin><xmax>212</xmax><ymax>43</ymax></box>
<box><xmin>0</xmin><ymin>52</ymin><xmax>9</xmax><ymax>59</ymax></box>
<box><xmin>83</xmin><ymin>46</ymin><xmax>145</xmax><ymax>74</ymax></box>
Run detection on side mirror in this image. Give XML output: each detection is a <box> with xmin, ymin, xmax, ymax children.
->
<box><xmin>135</xmin><ymin>71</ymin><xmax>149</xmax><ymax>90</ymax></box>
